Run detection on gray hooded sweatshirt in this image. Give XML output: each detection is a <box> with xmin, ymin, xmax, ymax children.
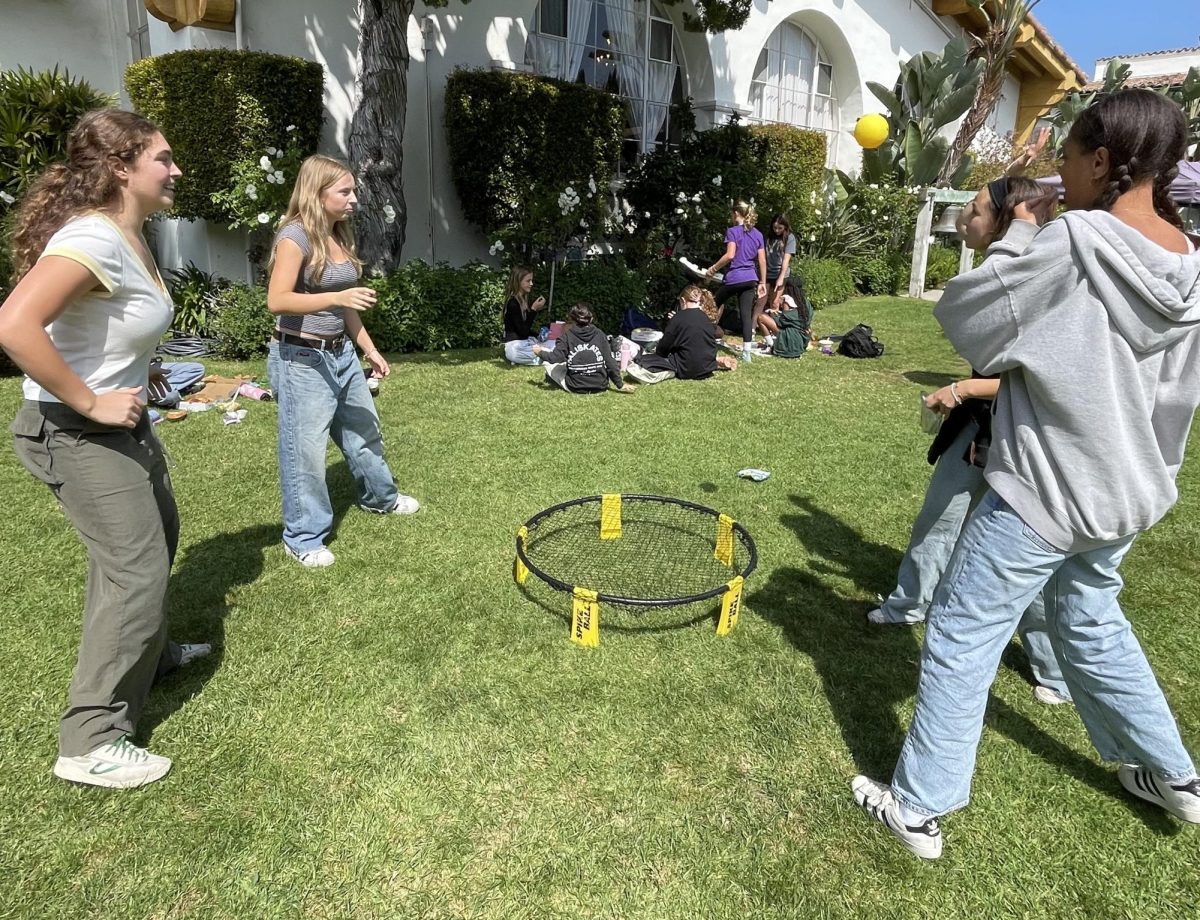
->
<box><xmin>934</xmin><ymin>211</ymin><xmax>1200</xmax><ymax>552</ymax></box>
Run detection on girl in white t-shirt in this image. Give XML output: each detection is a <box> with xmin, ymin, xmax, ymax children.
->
<box><xmin>0</xmin><ymin>109</ymin><xmax>209</xmax><ymax>789</ymax></box>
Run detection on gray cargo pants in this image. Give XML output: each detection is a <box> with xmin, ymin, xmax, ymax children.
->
<box><xmin>11</xmin><ymin>400</ymin><xmax>184</xmax><ymax>757</ymax></box>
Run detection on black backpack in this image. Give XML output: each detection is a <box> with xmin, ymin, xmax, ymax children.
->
<box><xmin>837</xmin><ymin>324</ymin><xmax>885</xmax><ymax>359</ymax></box>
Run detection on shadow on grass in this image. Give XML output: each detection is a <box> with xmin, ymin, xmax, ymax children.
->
<box><xmin>903</xmin><ymin>370</ymin><xmax>958</xmax><ymax>388</ymax></box>
<box><xmin>751</xmin><ymin>494</ymin><xmax>1177</xmax><ymax>832</ymax></box>
<box><xmin>393</xmin><ymin>348</ymin><xmax>508</xmax><ymax>368</ymax></box>
<box><xmin>515</xmin><ymin>581</ymin><xmax>718</xmax><ymax>634</ymax></box>
<box><xmin>143</xmin><ymin>463</ymin><xmax>357</xmax><ymax>737</ymax></box>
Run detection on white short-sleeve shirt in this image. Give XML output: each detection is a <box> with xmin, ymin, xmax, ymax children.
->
<box><xmin>24</xmin><ymin>214</ymin><xmax>174</xmax><ymax>403</ymax></box>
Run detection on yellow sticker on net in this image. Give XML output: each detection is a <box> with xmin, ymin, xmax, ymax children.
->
<box><xmin>600</xmin><ymin>493</ymin><xmax>622</xmax><ymax>541</ymax></box>
<box><xmin>571</xmin><ymin>587</ymin><xmax>600</xmax><ymax>647</ymax></box>
<box><xmin>716</xmin><ymin>576</ymin><xmax>744</xmax><ymax>636</ymax></box>
<box><xmin>714</xmin><ymin>514</ymin><xmax>735</xmax><ymax>567</ymax></box>
<box><xmin>514</xmin><ymin>526</ymin><xmax>529</xmax><ymax>586</ymax></box>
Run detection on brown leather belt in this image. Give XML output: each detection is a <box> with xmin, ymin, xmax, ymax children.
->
<box><xmin>273</xmin><ymin>330</ymin><xmax>348</xmax><ymax>351</ymax></box>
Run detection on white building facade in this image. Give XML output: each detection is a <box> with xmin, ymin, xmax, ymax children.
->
<box><xmin>0</xmin><ymin>0</ymin><xmax>1061</xmax><ymax>274</ymax></box>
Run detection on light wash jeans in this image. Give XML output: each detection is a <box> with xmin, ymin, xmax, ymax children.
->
<box><xmin>268</xmin><ymin>340</ymin><xmax>399</xmax><ymax>554</ymax></box>
<box><xmin>879</xmin><ymin>421</ymin><xmax>1069</xmax><ymax>699</ymax></box>
<box><xmin>504</xmin><ymin>338</ymin><xmax>542</xmax><ymax>366</ymax></box>
<box><xmin>892</xmin><ymin>490</ymin><xmax>1196</xmax><ymax>818</ymax></box>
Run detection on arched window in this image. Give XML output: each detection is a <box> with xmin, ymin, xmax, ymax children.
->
<box><xmin>526</xmin><ymin>0</ymin><xmax>686</xmax><ymax>166</ymax></box>
<box><xmin>749</xmin><ymin>21</ymin><xmax>838</xmax><ymax>156</ymax></box>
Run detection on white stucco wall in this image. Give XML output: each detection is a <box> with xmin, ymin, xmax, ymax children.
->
<box><xmin>0</xmin><ymin>0</ymin><xmax>129</xmax><ymax>98</ymax></box>
<box><xmin>1096</xmin><ymin>50</ymin><xmax>1200</xmax><ymax>80</ymax></box>
<box><xmin>986</xmin><ymin>73</ymin><xmax>1021</xmax><ymax>137</ymax></box>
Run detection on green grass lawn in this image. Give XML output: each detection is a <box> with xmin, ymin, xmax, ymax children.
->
<box><xmin>1</xmin><ymin>296</ymin><xmax>1197</xmax><ymax>918</ymax></box>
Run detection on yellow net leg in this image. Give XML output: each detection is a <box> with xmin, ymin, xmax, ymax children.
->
<box><xmin>600</xmin><ymin>493</ymin><xmax>622</xmax><ymax>541</ymax></box>
<box><xmin>514</xmin><ymin>526</ymin><xmax>529</xmax><ymax>585</ymax></box>
<box><xmin>571</xmin><ymin>587</ymin><xmax>600</xmax><ymax>647</ymax></box>
<box><xmin>714</xmin><ymin>514</ymin><xmax>735</xmax><ymax>567</ymax></box>
<box><xmin>716</xmin><ymin>576</ymin><xmax>744</xmax><ymax>636</ymax></box>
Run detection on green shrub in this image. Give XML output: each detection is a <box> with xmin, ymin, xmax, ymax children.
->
<box><xmin>364</xmin><ymin>261</ymin><xmax>508</xmax><ymax>353</ymax></box>
<box><xmin>0</xmin><ymin>66</ymin><xmax>113</xmax><ymax>205</ymax></box>
<box><xmin>924</xmin><ymin>243</ymin><xmax>960</xmax><ymax>289</ymax></box>
<box><xmin>125</xmin><ymin>50</ymin><xmax>323</xmax><ymax>223</ymax></box>
<box><xmin>444</xmin><ymin>69</ymin><xmax>623</xmax><ymax>259</ymax></box>
<box><xmin>854</xmin><ymin>252</ymin><xmax>909</xmax><ymax>296</ymax></box>
<box><xmin>795</xmin><ymin>258</ymin><xmax>854</xmax><ymax>308</ymax></box>
<box><xmin>545</xmin><ymin>258</ymin><xmax>650</xmax><ymax>332</ymax></box>
<box><xmin>166</xmin><ymin>262</ymin><xmax>231</xmax><ymax>337</ymax></box>
<box><xmin>749</xmin><ymin>123</ymin><xmax>827</xmax><ymax>235</ymax></box>
<box><xmin>211</xmin><ymin>283</ymin><xmax>274</xmax><ymax>359</ymax></box>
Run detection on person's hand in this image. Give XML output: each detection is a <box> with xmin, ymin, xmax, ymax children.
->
<box><xmin>1025</xmin><ymin>126</ymin><xmax>1050</xmax><ymax>163</ymax></box>
<box><xmin>1013</xmin><ymin>190</ymin><xmax>1058</xmax><ymax>227</ymax></box>
<box><xmin>757</xmin><ymin>282</ymin><xmax>767</xmax><ymax>298</ymax></box>
<box><xmin>83</xmin><ymin>386</ymin><xmax>144</xmax><ymax>428</ymax></box>
<box><xmin>705</xmin><ymin>266</ymin><xmax>716</xmax><ymax>277</ymax></box>
<box><xmin>364</xmin><ymin>348</ymin><xmax>390</xmax><ymax>378</ymax></box>
<box><xmin>616</xmin><ymin>383</ymin><xmax>636</xmax><ymax>394</ymax></box>
<box><xmin>532</xmin><ymin>296</ymin><xmax>547</xmax><ymax>311</ymax></box>
<box><xmin>925</xmin><ymin>385</ymin><xmax>960</xmax><ymax>416</ymax></box>
<box><xmin>335</xmin><ymin>287</ymin><xmax>378</xmax><ymax>311</ymax></box>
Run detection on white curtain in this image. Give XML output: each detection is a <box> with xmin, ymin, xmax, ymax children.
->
<box><xmin>565</xmin><ymin>0</ymin><xmax>593</xmax><ymax>83</ymax></box>
<box><xmin>605</xmin><ymin>0</ymin><xmax>645</xmax><ymax>140</ymax></box>
<box><xmin>528</xmin><ymin>33</ymin><xmax>567</xmax><ymax>79</ymax></box>
<box><xmin>643</xmin><ymin>60</ymin><xmax>674</xmax><ymax>146</ymax></box>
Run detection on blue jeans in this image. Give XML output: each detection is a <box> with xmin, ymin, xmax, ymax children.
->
<box><xmin>267</xmin><ymin>340</ymin><xmax>398</xmax><ymax>553</ymax></box>
<box><xmin>880</xmin><ymin>422</ymin><xmax>1069</xmax><ymax>698</ymax></box>
<box><xmin>892</xmin><ymin>491</ymin><xmax>1195</xmax><ymax>817</ymax></box>
<box><xmin>504</xmin><ymin>338</ymin><xmax>542</xmax><ymax>366</ymax></box>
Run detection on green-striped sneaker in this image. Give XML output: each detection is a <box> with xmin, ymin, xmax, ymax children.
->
<box><xmin>53</xmin><ymin>736</ymin><xmax>172</xmax><ymax>789</ymax></box>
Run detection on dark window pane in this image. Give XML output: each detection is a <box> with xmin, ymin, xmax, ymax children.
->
<box><xmin>650</xmin><ymin>19</ymin><xmax>672</xmax><ymax>63</ymax></box>
<box><xmin>540</xmin><ymin>0</ymin><xmax>567</xmax><ymax>38</ymax></box>
<box><xmin>817</xmin><ymin>62</ymin><xmax>833</xmax><ymax>96</ymax></box>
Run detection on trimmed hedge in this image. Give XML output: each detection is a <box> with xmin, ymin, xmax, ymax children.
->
<box><xmin>749</xmin><ymin>123</ymin><xmax>828</xmax><ymax>234</ymax></box>
<box><xmin>211</xmin><ymin>283</ymin><xmax>274</xmax><ymax>360</ymax></box>
<box><xmin>543</xmin><ymin>258</ymin><xmax>649</xmax><ymax>333</ymax></box>
<box><xmin>364</xmin><ymin>261</ymin><xmax>507</xmax><ymax>353</ymax></box>
<box><xmin>795</xmin><ymin>258</ymin><xmax>854</xmax><ymax>308</ymax></box>
<box><xmin>125</xmin><ymin>50</ymin><xmax>323</xmax><ymax>223</ymax></box>
<box><xmin>444</xmin><ymin>68</ymin><xmax>624</xmax><ymax>256</ymax></box>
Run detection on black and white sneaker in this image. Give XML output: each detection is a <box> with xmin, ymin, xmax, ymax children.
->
<box><xmin>1118</xmin><ymin>765</ymin><xmax>1200</xmax><ymax>823</ymax></box>
<box><xmin>852</xmin><ymin>775</ymin><xmax>943</xmax><ymax>859</ymax></box>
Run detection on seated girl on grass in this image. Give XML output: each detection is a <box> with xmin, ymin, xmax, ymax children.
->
<box><xmin>502</xmin><ymin>265</ymin><xmax>548</xmax><ymax>365</ymax></box>
<box><xmin>540</xmin><ymin>302</ymin><xmax>635</xmax><ymax>394</ymax></box>
<box><xmin>627</xmin><ymin>285</ymin><xmax>737</xmax><ymax>383</ymax></box>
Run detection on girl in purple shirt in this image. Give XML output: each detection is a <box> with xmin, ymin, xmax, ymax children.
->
<box><xmin>706</xmin><ymin>201</ymin><xmax>766</xmax><ymax>362</ymax></box>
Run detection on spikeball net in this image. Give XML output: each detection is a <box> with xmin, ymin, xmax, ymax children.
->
<box><xmin>514</xmin><ymin>494</ymin><xmax>757</xmax><ymax>646</ymax></box>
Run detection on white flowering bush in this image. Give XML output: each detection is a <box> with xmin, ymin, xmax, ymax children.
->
<box><xmin>210</xmin><ymin>127</ymin><xmax>304</xmax><ymax>231</ymax></box>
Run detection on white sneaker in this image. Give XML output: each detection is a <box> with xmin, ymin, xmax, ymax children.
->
<box><xmin>1118</xmin><ymin>766</ymin><xmax>1200</xmax><ymax>822</ymax></box>
<box><xmin>390</xmin><ymin>495</ymin><xmax>420</xmax><ymax>514</ymax></box>
<box><xmin>178</xmin><ymin>643</ymin><xmax>211</xmax><ymax>666</ymax></box>
<box><xmin>763</xmin><ymin>334</ymin><xmax>776</xmax><ymax>348</ymax></box>
<box><xmin>866</xmin><ymin>607</ymin><xmax>924</xmax><ymax>626</ymax></box>
<box><xmin>741</xmin><ymin>343</ymin><xmax>753</xmax><ymax>363</ymax></box>
<box><xmin>852</xmin><ymin>775</ymin><xmax>943</xmax><ymax>859</ymax></box>
<box><xmin>53</xmin><ymin>736</ymin><xmax>172</xmax><ymax>789</ymax></box>
<box><xmin>1032</xmin><ymin>684</ymin><xmax>1072</xmax><ymax>706</ymax></box>
<box><xmin>285</xmin><ymin>544</ymin><xmax>336</xmax><ymax>568</ymax></box>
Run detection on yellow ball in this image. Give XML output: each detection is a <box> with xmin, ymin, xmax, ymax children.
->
<box><xmin>854</xmin><ymin>113</ymin><xmax>890</xmax><ymax>150</ymax></box>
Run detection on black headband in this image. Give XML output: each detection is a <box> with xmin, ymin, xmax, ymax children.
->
<box><xmin>987</xmin><ymin>178</ymin><xmax>1009</xmax><ymax>216</ymax></box>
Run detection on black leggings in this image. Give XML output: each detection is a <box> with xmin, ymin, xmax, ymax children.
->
<box><xmin>714</xmin><ymin>281</ymin><xmax>758</xmax><ymax>341</ymax></box>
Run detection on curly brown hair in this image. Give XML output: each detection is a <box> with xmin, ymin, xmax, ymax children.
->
<box><xmin>9</xmin><ymin>108</ymin><xmax>160</xmax><ymax>282</ymax></box>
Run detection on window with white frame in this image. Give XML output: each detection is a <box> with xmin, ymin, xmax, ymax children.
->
<box><xmin>127</xmin><ymin>0</ymin><xmax>151</xmax><ymax>61</ymax></box>
<box><xmin>749</xmin><ymin>21</ymin><xmax>838</xmax><ymax>158</ymax></box>
<box><xmin>526</xmin><ymin>0</ymin><xmax>686</xmax><ymax>167</ymax></box>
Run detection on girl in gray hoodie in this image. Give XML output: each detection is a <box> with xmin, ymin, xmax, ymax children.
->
<box><xmin>853</xmin><ymin>89</ymin><xmax>1200</xmax><ymax>860</ymax></box>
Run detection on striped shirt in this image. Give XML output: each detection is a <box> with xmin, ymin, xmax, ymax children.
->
<box><xmin>272</xmin><ymin>221</ymin><xmax>360</xmax><ymax>338</ymax></box>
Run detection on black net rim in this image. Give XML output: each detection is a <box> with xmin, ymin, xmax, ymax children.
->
<box><xmin>515</xmin><ymin>493</ymin><xmax>758</xmax><ymax>607</ymax></box>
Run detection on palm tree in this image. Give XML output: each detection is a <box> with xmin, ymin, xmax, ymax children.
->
<box><xmin>938</xmin><ymin>0</ymin><xmax>1038</xmax><ymax>186</ymax></box>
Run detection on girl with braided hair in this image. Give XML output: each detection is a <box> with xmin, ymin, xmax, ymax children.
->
<box><xmin>0</xmin><ymin>109</ymin><xmax>210</xmax><ymax>788</ymax></box>
<box><xmin>851</xmin><ymin>88</ymin><xmax>1200</xmax><ymax>859</ymax></box>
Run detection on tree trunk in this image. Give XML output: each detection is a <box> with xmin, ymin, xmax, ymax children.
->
<box><xmin>939</xmin><ymin>66</ymin><xmax>1006</xmax><ymax>185</ymax></box>
<box><xmin>349</xmin><ymin>0</ymin><xmax>413</xmax><ymax>275</ymax></box>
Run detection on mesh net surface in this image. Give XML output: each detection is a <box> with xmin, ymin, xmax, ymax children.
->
<box><xmin>518</xmin><ymin>495</ymin><xmax>755</xmax><ymax>605</ymax></box>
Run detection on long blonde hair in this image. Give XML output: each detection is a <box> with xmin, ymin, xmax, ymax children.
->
<box><xmin>503</xmin><ymin>265</ymin><xmax>533</xmax><ymax>315</ymax></box>
<box><xmin>270</xmin><ymin>154</ymin><xmax>363</xmax><ymax>284</ymax></box>
<box><xmin>732</xmin><ymin>199</ymin><xmax>757</xmax><ymax>228</ymax></box>
<box><xmin>9</xmin><ymin>108</ymin><xmax>160</xmax><ymax>282</ymax></box>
